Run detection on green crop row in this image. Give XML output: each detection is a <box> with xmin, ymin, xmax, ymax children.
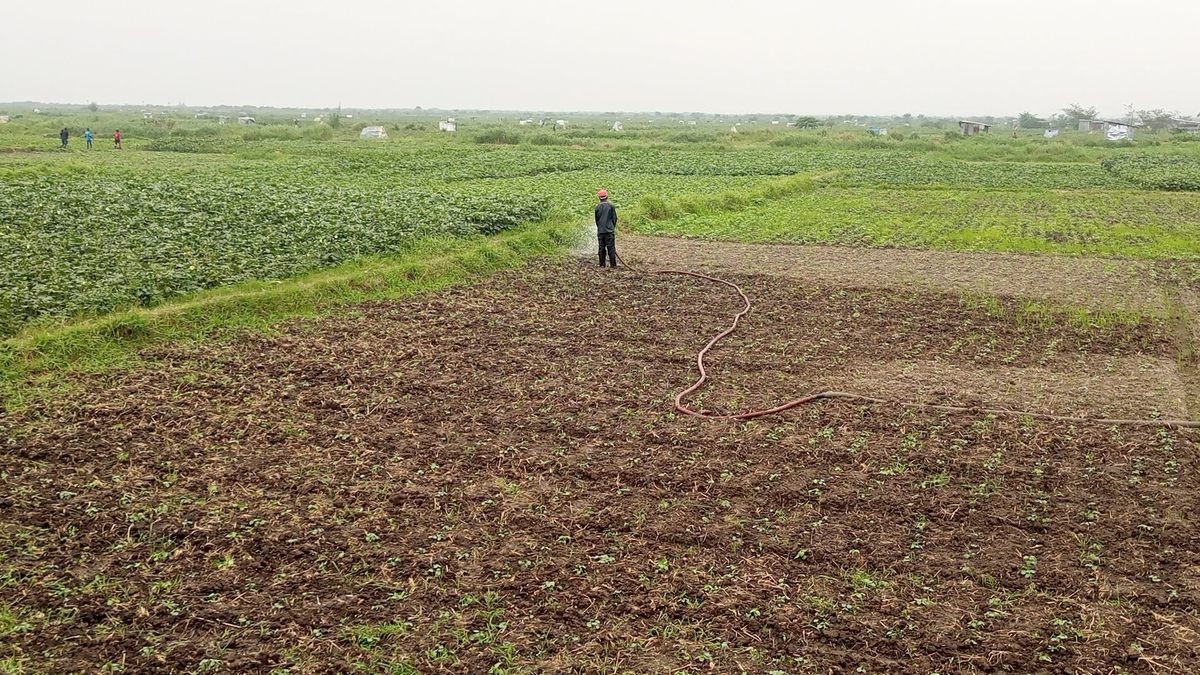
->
<box><xmin>0</xmin><ymin>172</ymin><xmax>548</xmax><ymax>335</ymax></box>
<box><xmin>1101</xmin><ymin>155</ymin><xmax>1200</xmax><ymax>191</ymax></box>
<box><xmin>630</xmin><ymin>186</ymin><xmax>1200</xmax><ymax>259</ymax></box>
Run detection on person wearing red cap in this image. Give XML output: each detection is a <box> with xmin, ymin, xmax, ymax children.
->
<box><xmin>594</xmin><ymin>189</ymin><xmax>618</xmax><ymax>268</ymax></box>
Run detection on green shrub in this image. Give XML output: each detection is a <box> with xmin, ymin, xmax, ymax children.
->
<box><xmin>474</xmin><ymin>128</ymin><xmax>521</xmax><ymax>145</ymax></box>
<box><xmin>667</xmin><ymin>131</ymin><xmax>716</xmax><ymax>144</ymax></box>
<box><xmin>770</xmin><ymin>134</ymin><xmax>821</xmax><ymax>147</ymax></box>
<box><xmin>639</xmin><ymin>194</ymin><xmax>676</xmax><ymax>220</ymax></box>
<box><xmin>529</xmin><ymin>133</ymin><xmax>567</xmax><ymax>146</ymax></box>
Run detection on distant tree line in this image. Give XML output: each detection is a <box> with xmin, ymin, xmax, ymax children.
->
<box><xmin>1017</xmin><ymin>104</ymin><xmax>1192</xmax><ymax>131</ymax></box>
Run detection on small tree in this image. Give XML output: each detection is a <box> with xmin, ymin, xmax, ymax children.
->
<box><xmin>793</xmin><ymin>116</ymin><xmax>820</xmax><ymax>129</ymax></box>
<box><xmin>1127</xmin><ymin>106</ymin><xmax>1176</xmax><ymax>131</ymax></box>
<box><xmin>1060</xmin><ymin>104</ymin><xmax>1096</xmax><ymax>126</ymax></box>
<box><xmin>87</xmin><ymin>101</ymin><xmax>99</xmax><ymax>112</ymax></box>
<box><xmin>1017</xmin><ymin>112</ymin><xmax>1044</xmax><ymax>129</ymax></box>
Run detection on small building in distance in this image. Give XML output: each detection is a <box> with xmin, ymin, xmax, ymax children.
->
<box><xmin>359</xmin><ymin>125</ymin><xmax>388</xmax><ymax>139</ymax></box>
<box><xmin>1080</xmin><ymin>119</ymin><xmax>1136</xmax><ymax>140</ymax></box>
<box><xmin>611</xmin><ymin>121</ymin><xmax>623</xmax><ymax>132</ymax></box>
<box><xmin>958</xmin><ymin>120</ymin><xmax>991</xmax><ymax>136</ymax></box>
<box><xmin>438</xmin><ymin>119</ymin><xmax>457</xmax><ymax>132</ymax></box>
<box><xmin>1170</xmin><ymin>117</ymin><xmax>1200</xmax><ymax>133</ymax></box>
<box><xmin>237</xmin><ymin>116</ymin><xmax>256</xmax><ymax>125</ymax></box>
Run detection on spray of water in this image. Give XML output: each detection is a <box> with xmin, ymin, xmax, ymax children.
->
<box><xmin>573</xmin><ymin>221</ymin><xmax>598</xmax><ymax>261</ymax></box>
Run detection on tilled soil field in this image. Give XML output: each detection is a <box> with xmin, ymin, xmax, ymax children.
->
<box><xmin>4</xmin><ymin>258</ymin><xmax>1200</xmax><ymax>673</ymax></box>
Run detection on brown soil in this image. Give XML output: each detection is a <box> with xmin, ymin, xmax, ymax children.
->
<box><xmin>3</xmin><ymin>259</ymin><xmax>1200</xmax><ymax>673</ymax></box>
<box><xmin>624</xmin><ymin>234</ymin><xmax>1173</xmax><ymax>314</ymax></box>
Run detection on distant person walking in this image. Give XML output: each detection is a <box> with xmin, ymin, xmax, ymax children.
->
<box><xmin>59</xmin><ymin>127</ymin><xmax>69</xmax><ymax>148</ymax></box>
<box><xmin>113</xmin><ymin>129</ymin><xmax>122</xmax><ymax>149</ymax></box>
<box><xmin>595</xmin><ymin>189</ymin><xmax>618</xmax><ymax>268</ymax></box>
<box><xmin>84</xmin><ymin>128</ymin><xmax>93</xmax><ymax>149</ymax></box>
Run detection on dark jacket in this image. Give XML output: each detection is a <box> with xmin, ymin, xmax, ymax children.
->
<box><xmin>595</xmin><ymin>200</ymin><xmax>617</xmax><ymax>234</ymax></box>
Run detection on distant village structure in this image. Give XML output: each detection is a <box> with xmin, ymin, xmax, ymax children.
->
<box><xmin>1079</xmin><ymin>119</ymin><xmax>1136</xmax><ymax>140</ymax></box>
<box><xmin>359</xmin><ymin>126</ymin><xmax>388</xmax><ymax>139</ymax></box>
<box><xmin>1171</xmin><ymin>117</ymin><xmax>1200</xmax><ymax>133</ymax></box>
<box><xmin>438</xmin><ymin>119</ymin><xmax>457</xmax><ymax>132</ymax></box>
<box><xmin>958</xmin><ymin>120</ymin><xmax>991</xmax><ymax>136</ymax></box>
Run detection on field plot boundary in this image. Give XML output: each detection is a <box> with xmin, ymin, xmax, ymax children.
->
<box><xmin>0</xmin><ymin>220</ymin><xmax>579</xmax><ymax>410</ymax></box>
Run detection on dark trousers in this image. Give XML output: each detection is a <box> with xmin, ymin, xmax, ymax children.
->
<box><xmin>598</xmin><ymin>232</ymin><xmax>617</xmax><ymax>267</ymax></box>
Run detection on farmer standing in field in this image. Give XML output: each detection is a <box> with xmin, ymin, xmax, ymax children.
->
<box><xmin>84</xmin><ymin>128</ymin><xmax>93</xmax><ymax>149</ymax></box>
<box><xmin>59</xmin><ymin>127</ymin><xmax>69</xmax><ymax>148</ymax></box>
<box><xmin>113</xmin><ymin>129</ymin><xmax>122</xmax><ymax>149</ymax></box>
<box><xmin>595</xmin><ymin>189</ymin><xmax>618</xmax><ymax>268</ymax></box>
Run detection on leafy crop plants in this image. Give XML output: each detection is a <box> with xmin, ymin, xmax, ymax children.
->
<box><xmin>4</xmin><ymin>111</ymin><xmax>1200</xmax><ymax>672</ymax></box>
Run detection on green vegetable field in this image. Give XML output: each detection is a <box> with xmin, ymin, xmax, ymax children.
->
<box><xmin>3</xmin><ymin>110</ymin><xmax>1200</xmax><ymax>337</ymax></box>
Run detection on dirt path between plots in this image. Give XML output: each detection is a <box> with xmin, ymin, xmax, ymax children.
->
<box><xmin>622</xmin><ymin>234</ymin><xmax>1172</xmax><ymax>313</ymax></box>
<box><xmin>5</xmin><ymin>258</ymin><xmax>1200</xmax><ymax>673</ymax></box>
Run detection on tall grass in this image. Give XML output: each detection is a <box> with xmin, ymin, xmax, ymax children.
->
<box><xmin>474</xmin><ymin>128</ymin><xmax>522</xmax><ymax>145</ymax></box>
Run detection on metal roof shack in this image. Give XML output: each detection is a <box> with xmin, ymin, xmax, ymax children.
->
<box><xmin>1170</xmin><ymin>117</ymin><xmax>1200</xmax><ymax>133</ymax></box>
<box><xmin>958</xmin><ymin>120</ymin><xmax>991</xmax><ymax>136</ymax></box>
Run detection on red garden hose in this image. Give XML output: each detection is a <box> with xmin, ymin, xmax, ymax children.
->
<box><xmin>614</xmin><ymin>250</ymin><xmax>1200</xmax><ymax>429</ymax></box>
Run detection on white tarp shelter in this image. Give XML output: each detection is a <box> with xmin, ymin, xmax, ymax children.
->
<box><xmin>237</xmin><ymin>116</ymin><xmax>256</xmax><ymax>125</ymax></box>
<box><xmin>1044</xmin><ymin>128</ymin><xmax>1060</xmax><ymax>138</ymax></box>
<box><xmin>611</xmin><ymin>121</ymin><xmax>623</xmax><ymax>132</ymax></box>
<box><xmin>438</xmin><ymin>120</ymin><xmax>457</xmax><ymax>132</ymax></box>
<box><xmin>1105</xmin><ymin>123</ymin><xmax>1133</xmax><ymax>141</ymax></box>
<box><xmin>359</xmin><ymin>125</ymin><xmax>388</xmax><ymax>139</ymax></box>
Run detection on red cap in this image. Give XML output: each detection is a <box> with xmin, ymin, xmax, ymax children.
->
<box><xmin>597</xmin><ymin>189</ymin><xmax>608</xmax><ymax>199</ymax></box>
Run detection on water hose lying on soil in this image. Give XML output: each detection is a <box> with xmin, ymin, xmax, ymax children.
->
<box><xmin>614</xmin><ymin>251</ymin><xmax>1200</xmax><ymax>430</ymax></box>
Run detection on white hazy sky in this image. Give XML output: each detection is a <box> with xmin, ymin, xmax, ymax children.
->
<box><xmin>4</xmin><ymin>0</ymin><xmax>1197</xmax><ymax>118</ymax></box>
